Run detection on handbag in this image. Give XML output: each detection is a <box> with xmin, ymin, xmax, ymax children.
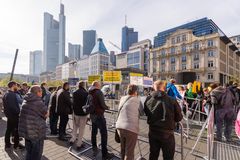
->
<box><xmin>115</xmin><ymin>96</ymin><xmax>132</xmax><ymax>143</ymax></box>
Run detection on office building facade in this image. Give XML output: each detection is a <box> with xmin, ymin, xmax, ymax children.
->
<box><xmin>68</xmin><ymin>43</ymin><xmax>81</xmax><ymax>60</ymax></box>
<box><xmin>230</xmin><ymin>35</ymin><xmax>240</xmax><ymax>49</ymax></box>
<box><xmin>83</xmin><ymin>30</ymin><xmax>96</xmax><ymax>56</ymax></box>
<box><xmin>43</xmin><ymin>3</ymin><xmax>66</xmax><ymax>72</ymax></box>
<box><xmin>150</xmin><ymin>18</ymin><xmax>240</xmax><ymax>86</ymax></box>
<box><xmin>29</xmin><ymin>50</ymin><xmax>42</xmax><ymax>75</ymax></box>
<box><xmin>121</xmin><ymin>26</ymin><xmax>138</xmax><ymax>52</ymax></box>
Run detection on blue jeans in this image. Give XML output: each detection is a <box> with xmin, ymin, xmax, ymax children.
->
<box><xmin>91</xmin><ymin>115</ymin><xmax>108</xmax><ymax>157</ymax></box>
<box><xmin>25</xmin><ymin>138</ymin><xmax>44</xmax><ymax>160</ymax></box>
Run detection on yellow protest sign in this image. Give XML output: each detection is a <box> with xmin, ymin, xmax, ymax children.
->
<box><xmin>103</xmin><ymin>71</ymin><xmax>122</xmax><ymax>84</ymax></box>
<box><xmin>88</xmin><ymin>75</ymin><xmax>101</xmax><ymax>84</ymax></box>
<box><xmin>129</xmin><ymin>73</ymin><xmax>143</xmax><ymax>77</ymax></box>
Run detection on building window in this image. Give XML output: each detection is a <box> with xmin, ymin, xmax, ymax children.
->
<box><xmin>208</xmin><ymin>60</ymin><xmax>214</xmax><ymax>68</ymax></box>
<box><xmin>194</xmin><ymin>62</ymin><xmax>199</xmax><ymax>69</ymax></box>
<box><xmin>161</xmin><ymin>59</ymin><xmax>165</xmax><ymax>65</ymax></box>
<box><xmin>171</xmin><ymin>65</ymin><xmax>175</xmax><ymax>71</ymax></box>
<box><xmin>182</xmin><ymin>45</ymin><xmax>186</xmax><ymax>53</ymax></box>
<box><xmin>193</xmin><ymin>42</ymin><xmax>199</xmax><ymax>50</ymax></box>
<box><xmin>182</xmin><ymin>55</ymin><xmax>187</xmax><ymax>62</ymax></box>
<box><xmin>170</xmin><ymin>47</ymin><xmax>175</xmax><ymax>54</ymax></box>
<box><xmin>170</xmin><ymin>57</ymin><xmax>175</xmax><ymax>64</ymax></box>
<box><xmin>207</xmin><ymin>73</ymin><xmax>214</xmax><ymax>80</ymax></box>
<box><xmin>161</xmin><ymin>49</ymin><xmax>165</xmax><ymax>56</ymax></box>
<box><xmin>182</xmin><ymin>34</ymin><xmax>187</xmax><ymax>41</ymax></box>
<box><xmin>208</xmin><ymin>40</ymin><xmax>214</xmax><ymax>47</ymax></box>
<box><xmin>208</xmin><ymin>50</ymin><xmax>215</xmax><ymax>57</ymax></box>
<box><xmin>196</xmin><ymin>74</ymin><xmax>200</xmax><ymax>80</ymax></box>
<box><xmin>171</xmin><ymin>38</ymin><xmax>175</xmax><ymax>44</ymax></box>
<box><xmin>177</xmin><ymin>36</ymin><xmax>180</xmax><ymax>43</ymax></box>
<box><xmin>161</xmin><ymin>65</ymin><xmax>165</xmax><ymax>72</ymax></box>
<box><xmin>193</xmin><ymin>53</ymin><xmax>199</xmax><ymax>61</ymax></box>
<box><xmin>182</xmin><ymin>64</ymin><xmax>186</xmax><ymax>70</ymax></box>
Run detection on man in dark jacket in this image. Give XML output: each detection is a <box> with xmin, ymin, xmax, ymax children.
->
<box><xmin>210</xmin><ymin>84</ymin><xmax>235</xmax><ymax>142</ymax></box>
<box><xmin>144</xmin><ymin>80</ymin><xmax>183</xmax><ymax>160</ymax></box>
<box><xmin>3</xmin><ymin>81</ymin><xmax>23</xmax><ymax>149</ymax></box>
<box><xmin>19</xmin><ymin>85</ymin><xmax>48</xmax><ymax>160</ymax></box>
<box><xmin>48</xmin><ymin>86</ymin><xmax>62</xmax><ymax>135</ymax></box>
<box><xmin>56</xmin><ymin>82</ymin><xmax>72</xmax><ymax>141</ymax></box>
<box><xmin>89</xmin><ymin>81</ymin><xmax>113</xmax><ymax>160</ymax></box>
<box><xmin>69</xmin><ymin>81</ymin><xmax>88</xmax><ymax>149</ymax></box>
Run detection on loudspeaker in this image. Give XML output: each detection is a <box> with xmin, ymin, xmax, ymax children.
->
<box><xmin>175</xmin><ymin>72</ymin><xmax>196</xmax><ymax>84</ymax></box>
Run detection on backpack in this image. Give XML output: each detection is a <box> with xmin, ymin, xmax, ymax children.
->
<box><xmin>219</xmin><ymin>88</ymin><xmax>235</xmax><ymax>109</ymax></box>
<box><xmin>82</xmin><ymin>94</ymin><xmax>95</xmax><ymax>114</ymax></box>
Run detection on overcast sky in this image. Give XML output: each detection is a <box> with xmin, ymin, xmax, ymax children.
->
<box><xmin>0</xmin><ymin>0</ymin><xmax>240</xmax><ymax>74</ymax></box>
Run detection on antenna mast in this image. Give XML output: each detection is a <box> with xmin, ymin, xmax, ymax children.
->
<box><xmin>125</xmin><ymin>14</ymin><xmax>127</xmax><ymax>26</ymax></box>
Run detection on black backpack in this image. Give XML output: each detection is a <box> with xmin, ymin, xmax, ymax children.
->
<box><xmin>82</xmin><ymin>94</ymin><xmax>95</xmax><ymax>114</ymax></box>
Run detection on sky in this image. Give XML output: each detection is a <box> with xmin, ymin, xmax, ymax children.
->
<box><xmin>0</xmin><ymin>0</ymin><xmax>240</xmax><ymax>74</ymax></box>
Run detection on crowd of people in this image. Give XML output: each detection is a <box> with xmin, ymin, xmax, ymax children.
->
<box><xmin>0</xmin><ymin>78</ymin><xmax>240</xmax><ymax>160</ymax></box>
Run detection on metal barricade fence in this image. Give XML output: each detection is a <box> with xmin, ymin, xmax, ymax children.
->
<box><xmin>207</xmin><ymin>106</ymin><xmax>214</xmax><ymax>160</ymax></box>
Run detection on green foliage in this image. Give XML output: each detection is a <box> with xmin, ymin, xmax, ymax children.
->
<box><xmin>0</xmin><ymin>76</ymin><xmax>23</xmax><ymax>87</ymax></box>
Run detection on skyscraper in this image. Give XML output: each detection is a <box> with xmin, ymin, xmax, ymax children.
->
<box><xmin>29</xmin><ymin>50</ymin><xmax>42</xmax><ymax>75</ymax></box>
<box><xmin>59</xmin><ymin>3</ymin><xmax>65</xmax><ymax>64</ymax></box>
<box><xmin>68</xmin><ymin>43</ymin><xmax>81</xmax><ymax>60</ymax></box>
<box><xmin>43</xmin><ymin>3</ymin><xmax>66</xmax><ymax>72</ymax></box>
<box><xmin>83</xmin><ymin>30</ymin><xmax>96</xmax><ymax>56</ymax></box>
<box><xmin>121</xmin><ymin>26</ymin><xmax>138</xmax><ymax>52</ymax></box>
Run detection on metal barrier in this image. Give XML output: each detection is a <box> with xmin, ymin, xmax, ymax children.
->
<box><xmin>207</xmin><ymin>106</ymin><xmax>214</xmax><ymax>160</ymax></box>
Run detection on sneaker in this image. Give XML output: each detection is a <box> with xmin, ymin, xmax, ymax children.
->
<box><xmin>102</xmin><ymin>153</ymin><xmax>115</xmax><ymax>160</ymax></box>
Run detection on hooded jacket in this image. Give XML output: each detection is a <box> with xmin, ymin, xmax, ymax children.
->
<box><xmin>89</xmin><ymin>86</ymin><xmax>108</xmax><ymax>116</ymax></box>
<box><xmin>19</xmin><ymin>93</ymin><xmax>47</xmax><ymax>140</ymax></box>
<box><xmin>144</xmin><ymin>91</ymin><xmax>183</xmax><ymax>134</ymax></box>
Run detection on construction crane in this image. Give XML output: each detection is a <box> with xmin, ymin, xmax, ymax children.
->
<box><xmin>108</xmin><ymin>41</ymin><xmax>121</xmax><ymax>51</ymax></box>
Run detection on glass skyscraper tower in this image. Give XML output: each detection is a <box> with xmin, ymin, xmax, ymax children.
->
<box><xmin>121</xmin><ymin>26</ymin><xmax>138</xmax><ymax>52</ymax></box>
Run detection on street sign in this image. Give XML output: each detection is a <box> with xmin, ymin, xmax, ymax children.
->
<box><xmin>103</xmin><ymin>71</ymin><xmax>122</xmax><ymax>84</ymax></box>
<box><xmin>130</xmin><ymin>76</ymin><xmax>143</xmax><ymax>86</ymax></box>
<box><xmin>68</xmin><ymin>78</ymin><xmax>79</xmax><ymax>86</ymax></box>
<box><xmin>88</xmin><ymin>75</ymin><xmax>101</xmax><ymax>84</ymax></box>
<box><xmin>143</xmin><ymin>77</ymin><xmax>153</xmax><ymax>87</ymax></box>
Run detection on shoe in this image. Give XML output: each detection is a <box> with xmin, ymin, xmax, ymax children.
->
<box><xmin>69</xmin><ymin>141</ymin><xmax>74</xmax><ymax>146</ymax></box>
<box><xmin>92</xmin><ymin>146</ymin><xmax>98</xmax><ymax>156</ymax></box>
<box><xmin>102</xmin><ymin>153</ymin><xmax>115</xmax><ymax>160</ymax></box>
<box><xmin>76</xmin><ymin>144</ymin><xmax>85</xmax><ymax>150</ymax></box>
<box><xmin>14</xmin><ymin>144</ymin><xmax>25</xmax><ymax>150</ymax></box>
<box><xmin>5</xmin><ymin>144</ymin><xmax>11</xmax><ymax>149</ymax></box>
<box><xmin>50</xmin><ymin>132</ymin><xmax>58</xmax><ymax>135</ymax></box>
<box><xmin>58</xmin><ymin>136</ymin><xmax>68</xmax><ymax>141</ymax></box>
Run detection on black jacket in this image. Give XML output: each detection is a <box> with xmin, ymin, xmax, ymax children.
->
<box><xmin>19</xmin><ymin>93</ymin><xmax>47</xmax><ymax>140</ymax></box>
<box><xmin>48</xmin><ymin>91</ymin><xmax>57</xmax><ymax>114</ymax></box>
<box><xmin>56</xmin><ymin>89</ymin><xmax>72</xmax><ymax>115</ymax></box>
<box><xmin>144</xmin><ymin>91</ymin><xmax>183</xmax><ymax>134</ymax></box>
<box><xmin>73</xmin><ymin>87</ymin><xmax>88</xmax><ymax>116</ymax></box>
<box><xmin>3</xmin><ymin>90</ymin><xmax>20</xmax><ymax>118</ymax></box>
<box><xmin>89</xmin><ymin>87</ymin><xmax>108</xmax><ymax>116</ymax></box>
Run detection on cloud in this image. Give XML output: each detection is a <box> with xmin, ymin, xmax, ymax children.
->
<box><xmin>0</xmin><ymin>0</ymin><xmax>240</xmax><ymax>74</ymax></box>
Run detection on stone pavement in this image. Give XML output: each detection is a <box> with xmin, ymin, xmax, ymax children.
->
<box><xmin>0</xmin><ymin>113</ymin><xmax>207</xmax><ymax>160</ymax></box>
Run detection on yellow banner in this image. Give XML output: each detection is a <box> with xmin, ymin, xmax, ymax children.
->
<box><xmin>88</xmin><ymin>75</ymin><xmax>101</xmax><ymax>84</ymax></box>
<box><xmin>103</xmin><ymin>71</ymin><xmax>122</xmax><ymax>84</ymax></box>
<box><xmin>129</xmin><ymin>73</ymin><xmax>143</xmax><ymax>77</ymax></box>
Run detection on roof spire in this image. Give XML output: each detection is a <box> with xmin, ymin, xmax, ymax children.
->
<box><xmin>125</xmin><ymin>14</ymin><xmax>127</xmax><ymax>26</ymax></box>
